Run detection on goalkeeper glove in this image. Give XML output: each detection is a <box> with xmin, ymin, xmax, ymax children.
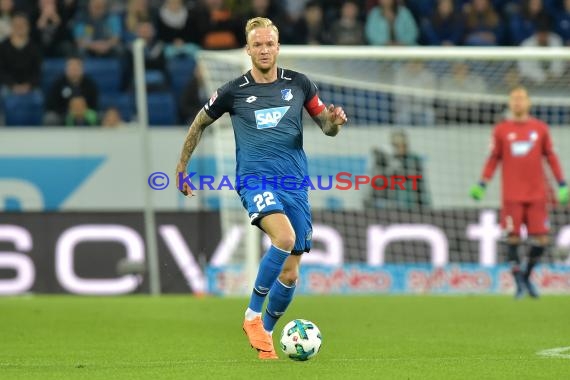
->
<box><xmin>559</xmin><ymin>182</ymin><xmax>569</xmax><ymax>206</ymax></box>
<box><xmin>470</xmin><ymin>182</ymin><xmax>486</xmax><ymax>201</ymax></box>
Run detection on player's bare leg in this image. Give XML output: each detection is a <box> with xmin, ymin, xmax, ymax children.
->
<box><xmin>506</xmin><ymin>235</ymin><xmax>525</xmax><ymax>299</ymax></box>
<box><xmin>243</xmin><ymin>213</ymin><xmax>294</xmax><ymax>357</ymax></box>
<box><xmin>523</xmin><ymin>235</ymin><xmax>548</xmax><ymax>298</ymax></box>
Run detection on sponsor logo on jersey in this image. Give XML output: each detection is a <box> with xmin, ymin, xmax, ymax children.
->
<box><xmin>245</xmin><ymin>95</ymin><xmax>257</xmax><ymax>103</ymax></box>
<box><xmin>510</xmin><ymin>141</ymin><xmax>533</xmax><ymax>156</ymax></box>
<box><xmin>507</xmin><ymin>132</ymin><xmax>516</xmax><ymax>141</ymax></box>
<box><xmin>254</xmin><ymin>106</ymin><xmax>290</xmax><ymax>129</ymax></box>
<box><xmin>250</xmin><ymin>212</ymin><xmax>259</xmax><ymax>222</ymax></box>
<box><xmin>306</xmin><ymin>230</ymin><xmax>312</xmax><ymax>241</ymax></box>
<box><xmin>281</xmin><ymin>89</ymin><xmax>293</xmax><ymax>101</ymax></box>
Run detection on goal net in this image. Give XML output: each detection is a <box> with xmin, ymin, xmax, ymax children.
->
<box><xmin>196</xmin><ymin>46</ymin><xmax>570</xmax><ymax>294</ymax></box>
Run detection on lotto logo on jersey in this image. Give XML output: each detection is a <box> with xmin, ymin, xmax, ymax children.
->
<box><xmin>254</xmin><ymin>106</ymin><xmax>290</xmax><ymax>129</ymax></box>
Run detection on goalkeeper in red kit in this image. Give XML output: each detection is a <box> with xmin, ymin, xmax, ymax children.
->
<box><xmin>470</xmin><ymin>86</ymin><xmax>569</xmax><ymax>298</ymax></box>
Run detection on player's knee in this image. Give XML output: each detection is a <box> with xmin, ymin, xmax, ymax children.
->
<box><xmin>279</xmin><ymin>267</ymin><xmax>298</xmax><ymax>286</ymax></box>
<box><xmin>272</xmin><ymin>232</ymin><xmax>296</xmax><ymax>252</ymax></box>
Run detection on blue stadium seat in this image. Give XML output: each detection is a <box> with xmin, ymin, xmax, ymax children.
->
<box><xmin>41</xmin><ymin>58</ymin><xmax>66</xmax><ymax>94</ymax></box>
<box><xmin>3</xmin><ymin>92</ymin><xmax>44</xmax><ymax>126</ymax></box>
<box><xmin>147</xmin><ymin>92</ymin><xmax>177</xmax><ymax>126</ymax></box>
<box><xmin>166</xmin><ymin>57</ymin><xmax>196</xmax><ymax>96</ymax></box>
<box><xmin>83</xmin><ymin>58</ymin><xmax>122</xmax><ymax>94</ymax></box>
<box><xmin>98</xmin><ymin>93</ymin><xmax>135</xmax><ymax>121</ymax></box>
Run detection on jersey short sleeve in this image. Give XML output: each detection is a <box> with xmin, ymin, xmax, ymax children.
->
<box><xmin>298</xmin><ymin>73</ymin><xmax>325</xmax><ymax>117</ymax></box>
<box><xmin>203</xmin><ymin>83</ymin><xmax>233</xmax><ymax>120</ymax></box>
<box><xmin>299</xmin><ymin>73</ymin><xmax>318</xmax><ymax>101</ymax></box>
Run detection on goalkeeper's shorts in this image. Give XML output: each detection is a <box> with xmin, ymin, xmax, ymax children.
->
<box><xmin>501</xmin><ymin>200</ymin><xmax>549</xmax><ymax>236</ymax></box>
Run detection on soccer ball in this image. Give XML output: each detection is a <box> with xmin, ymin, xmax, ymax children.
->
<box><xmin>279</xmin><ymin>319</ymin><xmax>322</xmax><ymax>361</ymax></box>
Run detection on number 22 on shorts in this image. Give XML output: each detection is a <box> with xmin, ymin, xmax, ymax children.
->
<box><xmin>253</xmin><ymin>192</ymin><xmax>276</xmax><ymax>211</ymax></box>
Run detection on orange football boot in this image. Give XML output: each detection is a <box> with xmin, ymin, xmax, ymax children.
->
<box><xmin>243</xmin><ymin>316</ymin><xmax>273</xmax><ymax>352</ymax></box>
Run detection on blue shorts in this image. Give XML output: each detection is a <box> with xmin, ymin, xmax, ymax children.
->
<box><xmin>238</xmin><ymin>187</ymin><xmax>312</xmax><ymax>255</ymax></box>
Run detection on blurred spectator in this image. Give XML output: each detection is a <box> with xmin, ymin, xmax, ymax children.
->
<box><xmin>463</xmin><ymin>0</ymin><xmax>502</xmax><ymax>45</ymax></box>
<box><xmin>73</xmin><ymin>0</ymin><xmax>123</xmax><ymax>57</ymax></box>
<box><xmin>31</xmin><ymin>0</ymin><xmax>74</xmax><ymax>57</ymax></box>
<box><xmin>439</xmin><ymin>62</ymin><xmax>488</xmax><ymax>93</ymax></box>
<box><xmin>282</xmin><ymin>0</ymin><xmax>310</xmax><ymax>22</ymax></box>
<box><xmin>365</xmin><ymin>0</ymin><xmax>418</xmax><ymax>46</ymax></box>
<box><xmin>437</xmin><ymin>62</ymin><xmax>489</xmax><ymax>123</ymax></box>
<box><xmin>44</xmin><ymin>55</ymin><xmax>98</xmax><ymax>125</ymax></box>
<box><xmin>156</xmin><ymin>0</ymin><xmax>202</xmax><ymax>58</ymax></box>
<box><xmin>393</xmin><ymin>61</ymin><xmax>436</xmax><ymax>125</ymax></box>
<box><xmin>190</xmin><ymin>0</ymin><xmax>243</xmax><ymax>49</ymax></box>
<box><xmin>122</xmin><ymin>0</ymin><xmax>156</xmax><ymax>44</ymax></box>
<box><xmin>101</xmin><ymin>106</ymin><xmax>127</xmax><ymax>127</ymax></box>
<box><xmin>289</xmin><ymin>1</ymin><xmax>331</xmax><ymax>45</ymax></box>
<box><xmin>65</xmin><ymin>95</ymin><xmax>99</xmax><ymax>126</ymax></box>
<box><xmin>0</xmin><ymin>0</ymin><xmax>14</xmax><ymax>42</ymax></box>
<box><xmin>156</xmin><ymin>0</ymin><xmax>194</xmax><ymax>43</ymax></box>
<box><xmin>365</xmin><ymin>130</ymin><xmax>430</xmax><ymax>210</ymax></box>
<box><xmin>508</xmin><ymin>0</ymin><xmax>548</xmax><ymax>45</ymax></box>
<box><xmin>0</xmin><ymin>13</ymin><xmax>42</xmax><ymax>95</ymax></box>
<box><xmin>125</xmin><ymin>21</ymin><xmax>168</xmax><ymax>91</ymax></box>
<box><xmin>421</xmin><ymin>0</ymin><xmax>464</xmax><ymax>46</ymax></box>
<box><xmin>554</xmin><ymin>0</ymin><xmax>570</xmax><ymax>45</ymax></box>
<box><xmin>329</xmin><ymin>0</ymin><xmax>365</xmax><ymax>45</ymax></box>
<box><xmin>517</xmin><ymin>18</ymin><xmax>565</xmax><ymax>84</ymax></box>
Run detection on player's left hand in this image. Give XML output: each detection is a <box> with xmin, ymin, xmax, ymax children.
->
<box><xmin>327</xmin><ymin>104</ymin><xmax>347</xmax><ymax>126</ymax></box>
<box><xmin>559</xmin><ymin>184</ymin><xmax>569</xmax><ymax>206</ymax></box>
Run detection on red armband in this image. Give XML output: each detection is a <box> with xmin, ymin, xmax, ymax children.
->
<box><xmin>304</xmin><ymin>95</ymin><xmax>326</xmax><ymax>117</ymax></box>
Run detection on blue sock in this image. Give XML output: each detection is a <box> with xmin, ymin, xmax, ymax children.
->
<box><xmin>247</xmin><ymin>245</ymin><xmax>289</xmax><ymax>313</ymax></box>
<box><xmin>263</xmin><ymin>279</ymin><xmax>296</xmax><ymax>332</ymax></box>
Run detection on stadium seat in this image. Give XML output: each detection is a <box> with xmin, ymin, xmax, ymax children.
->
<box><xmin>147</xmin><ymin>92</ymin><xmax>177</xmax><ymax>126</ymax></box>
<box><xmin>41</xmin><ymin>58</ymin><xmax>66</xmax><ymax>94</ymax></box>
<box><xmin>3</xmin><ymin>92</ymin><xmax>44</xmax><ymax>127</ymax></box>
<box><xmin>166</xmin><ymin>57</ymin><xmax>196</xmax><ymax>97</ymax></box>
<box><xmin>98</xmin><ymin>93</ymin><xmax>135</xmax><ymax>121</ymax></box>
<box><xmin>145</xmin><ymin>70</ymin><xmax>168</xmax><ymax>92</ymax></box>
<box><xmin>83</xmin><ymin>58</ymin><xmax>122</xmax><ymax>95</ymax></box>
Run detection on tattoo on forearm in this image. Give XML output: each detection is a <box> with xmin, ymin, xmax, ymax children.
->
<box><xmin>177</xmin><ymin>109</ymin><xmax>215</xmax><ymax>171</ymax></box>
<box><xmin>313</xmin><ymin>109</ymin><xmax>340</xmax><ymax>136</ymax></box>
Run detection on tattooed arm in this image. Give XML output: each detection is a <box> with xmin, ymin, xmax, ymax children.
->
<box><xmin>312</xmin><ymin>104</ymin><xmax>348</xmax><ymax>136</ymax></box>
<box><xmin>176</xmin><ymin>109</ymin><xmax>216</xmax><ymax>196</ymax></box>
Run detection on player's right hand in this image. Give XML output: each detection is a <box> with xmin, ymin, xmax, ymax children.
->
<box><xmin>469</xmin><ymin>183</ymin><xmax>486</xmax><ymax>201</ymax></box>
<box><xmin>177</xmin><ymin>171</ymin><xmax>195</xmax><ymax>197</ymax></box>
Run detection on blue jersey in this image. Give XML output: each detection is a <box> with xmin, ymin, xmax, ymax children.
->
<box><xmin>203</xmin><ymin>68</ymin><xmax>321</xmax><ymax>189</ymax></box>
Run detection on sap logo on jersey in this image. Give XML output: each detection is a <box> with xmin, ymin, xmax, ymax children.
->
<box><xmin>511</xmin><ymin>141</ymin><xmax>533</xmax><ymax>156</ymax></box>
<box><xmin>255</xmin><ymin>106</ymin><xmax>290</xmax><ymax>129</ymax></box>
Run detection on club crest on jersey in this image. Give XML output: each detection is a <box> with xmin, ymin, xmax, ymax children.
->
<box><xmin>255</xmin><ymin>106</ymin><xmax>290</xmax><ymax>129</ymax></box>
<box><xmin>281</xmin><ymin>89</ymin><xmax>293</xmax><ymax>101</ymax></box>
<box><xmin>529</xmin><ymin>131</ymin><xmax>538</xmax><ymax>141</ymax></box>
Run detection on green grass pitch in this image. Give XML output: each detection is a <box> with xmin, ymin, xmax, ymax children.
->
<box><xmin>1</xmin><ymin>295</ymin><xmax>569</xmax><ymax>379</ymax></box>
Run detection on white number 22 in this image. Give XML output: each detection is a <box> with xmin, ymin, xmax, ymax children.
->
<box><xmin>253</xmin><ymin>192</ymin><xmax>276</xmax><ymax>211</ymax></box>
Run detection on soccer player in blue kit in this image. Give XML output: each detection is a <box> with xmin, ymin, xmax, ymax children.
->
<box><xmin>176</xmin><ymin>17</ymin><xmax>347</xmax><ymax>359</ymax></box>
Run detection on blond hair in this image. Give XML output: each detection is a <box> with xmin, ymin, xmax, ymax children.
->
<box><xmin>245</xmin><ymin>17</ymin><xmax>279</xmax><ymax>42</ymax></box>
